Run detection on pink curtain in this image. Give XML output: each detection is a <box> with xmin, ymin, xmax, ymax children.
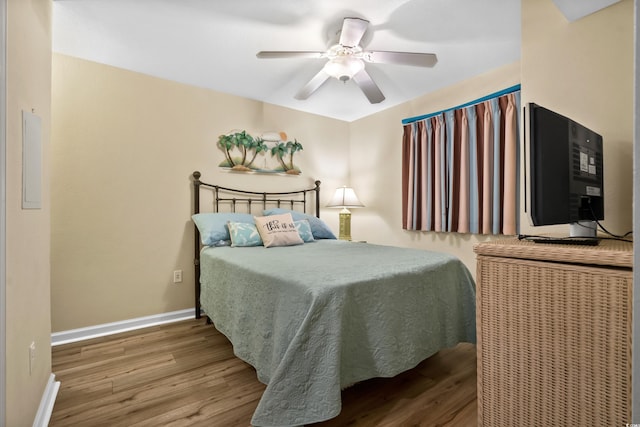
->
<box><xmin>402</xmin><ymin>89</ymin><xmax>520</xmax><ymax>235</ymax></box>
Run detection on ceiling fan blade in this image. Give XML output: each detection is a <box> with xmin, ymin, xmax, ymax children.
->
<box><xmin>352</xmin><ymin>69</ymin><xmax>385</xmax><ymax>104</ymax></box>
<box><xmin>257</xmin><ymin>51</ymin><xmax>326</xmax><ymax>59</ymax></box>
<box><xmin>363</xmin><ymin>51</ymin><xmax>438</xmax><ymax>67</ymax></box>
<box><xmin>294</xmin><ymin>69</ymin><xmax>331</xmax><ymax>100</ymax></box>
<box><xmin>338</xmin><ymin>17</ymin><xmax>369</xmax><ymax>47</ymax></box>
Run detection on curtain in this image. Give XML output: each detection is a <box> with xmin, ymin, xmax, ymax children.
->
<box><xmin>402</xmin><ymin>88</ymin><xmax>520</xmax><ymax>235</ymax></box>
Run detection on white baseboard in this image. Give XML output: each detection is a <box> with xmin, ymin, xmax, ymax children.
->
<box><xmin>32</xmin><ymin>373</ymin><xmax>60</xmax><ymax>427</ymax></box>
<box><xmin>51</xmin><ymin>309</ymin><xmax>195</xmax><ymax>346</ymax></box>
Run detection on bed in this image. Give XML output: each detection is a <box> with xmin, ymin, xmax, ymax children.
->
<box><xmin>191</xmin><ymin>171</ymin><xmax>476</xmax><ymax>427</ymax></box>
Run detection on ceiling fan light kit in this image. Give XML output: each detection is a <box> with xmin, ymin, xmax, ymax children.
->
<box><xmin>256</xmin><ymin>17</ymin><xmax>438</xmax><ymax>104</ymax></box>
<box><xmin>323</xmin><ymin>56</ymin><xmax>365</xmax><ymax>82</ymax></box>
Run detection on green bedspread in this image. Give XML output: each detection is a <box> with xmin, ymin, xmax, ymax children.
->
<box><xmin>200</xmin><ymin>240</ymin><xmax>476</xmax><ymax>427</ymax></box>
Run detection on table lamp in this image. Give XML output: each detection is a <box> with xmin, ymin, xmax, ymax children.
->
<box><xmin>326</xmin><ymin>186</ymin><xmax>364</xmax><ymax>240</ymax></box>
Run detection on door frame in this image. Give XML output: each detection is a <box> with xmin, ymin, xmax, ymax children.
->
<box><xmin>0</xmin><ymin>0</ymin><xmax>7</xmax><ymax>424</ymax></box>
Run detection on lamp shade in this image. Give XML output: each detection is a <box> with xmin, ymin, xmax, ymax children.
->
<box><xmin>326</xmin><ymin>186</ymin><xmax>364</xmax><ymax>208</ymax></box>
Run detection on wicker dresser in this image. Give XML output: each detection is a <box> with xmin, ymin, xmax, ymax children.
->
<box><xmin>474</xmin><ymin>238</ymin><xmax>633</xmax><ymax>426</ymax></box>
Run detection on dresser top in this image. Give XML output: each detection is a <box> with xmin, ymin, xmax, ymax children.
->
<box><xmin>474</xmin><ymin>238</ymin><xmax>633</xmax><ymax>269</ymax></box>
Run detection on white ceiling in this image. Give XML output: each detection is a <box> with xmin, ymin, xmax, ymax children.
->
<box><xmin>552</xmin><ymin>0</ymin><xmax>620</xmax><ymax>21</ymax></box>
<box><xmin>52</xmin><ymin>1</ymin><xmax>614</xmax><ymax>122</ymax></box>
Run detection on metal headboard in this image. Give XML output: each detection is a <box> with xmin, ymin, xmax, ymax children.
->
<box><xmin>191</xmin><ymin>170</ymin><xmax>321</xmax><ymax>318</ymax></box>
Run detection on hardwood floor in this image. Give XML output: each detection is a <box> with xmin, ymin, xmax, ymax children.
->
<box><xmin>51</xmin><ymin>318</ymin><xmax>477</xmax><ymax>426</ymax></box>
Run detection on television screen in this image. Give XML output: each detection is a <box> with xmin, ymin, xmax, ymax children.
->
<box><xmin>527</xmin><ymin>103</ymin><xmax>603</xmax><ymax>234</ymax></box>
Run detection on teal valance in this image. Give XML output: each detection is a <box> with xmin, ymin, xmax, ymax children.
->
<box><xmin>402</xmin><ymin>84</ymin><xmax>521</xmax><ymax>125</ymax></box>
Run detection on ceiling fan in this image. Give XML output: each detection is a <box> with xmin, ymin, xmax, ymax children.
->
<box><xmin>256</xmin><ymin>17</ymin><xmax>438</xmax><ymax>104</ymax></box>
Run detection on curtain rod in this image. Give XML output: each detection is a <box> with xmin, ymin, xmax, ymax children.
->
<box><xmin>401</xmin><ymin>84</ymin><xmax>521</xmax><ymax>125</ymax></box>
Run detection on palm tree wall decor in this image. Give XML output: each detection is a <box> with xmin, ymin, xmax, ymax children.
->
<box><xmin>217</xmin><ymin>130</ymin><xmax>303</xmax><ymax>175</ymax></box>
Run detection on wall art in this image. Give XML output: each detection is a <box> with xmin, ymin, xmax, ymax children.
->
<box><xmin>217</xmin><ymin>130</ymin><xmax>303</xmax><ymax>175</ymax></box>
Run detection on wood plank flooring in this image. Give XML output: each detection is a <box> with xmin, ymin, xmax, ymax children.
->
<box><xmin>51</xmin><ymin>318</ymin><xmax>477</xmax><ymax>426</ymax></box>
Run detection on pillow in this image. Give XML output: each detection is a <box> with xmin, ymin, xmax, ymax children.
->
<box><xmin>227</xmin><ymin>221</ymin><xmax>263</xmax><ymax>247</ymax></box>
<box><xmin>254</xmin><ymin>213</ymin><xmax>304</xmax><ymax>248</ymax></box>
<box><xmin>262</xmin><ymin>208</ymin><xmax>336</xmax><ymax>240</ymax></box>
<box><xmin>295</xmin><ymin>220</ymin><xmax>315</xmax><ymax>242</ymax></box>
<box><xmin>192</xmin><ymin>213</ymin><xmax>254</xmax><ymax>246</ymax></box>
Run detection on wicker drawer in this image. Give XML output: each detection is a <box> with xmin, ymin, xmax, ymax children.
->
<box><xmin>475</xmin><ymin>239</ymin><xmax>632</xmax><ymax>426</ymax></box>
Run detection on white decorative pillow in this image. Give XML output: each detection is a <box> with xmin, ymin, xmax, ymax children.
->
<box><xmin>263</xmin><ymin>208</ymin><xmax>336</xmax><ymax>239</ymax></box>
<box><xmin>227</xmin><ymin>221</ymin><xmax>263</xmax><ymax>247</ymax></box>
<box><xmin>254</xmin><ymin>213</ymin><xmax>304</xmax><ymax>248</ymax></box>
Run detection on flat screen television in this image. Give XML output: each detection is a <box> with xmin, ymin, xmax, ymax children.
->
<box><xmin>527</xmin><ymin>103</ymin><xmax>604</xmax><ymax>237</ymax></box>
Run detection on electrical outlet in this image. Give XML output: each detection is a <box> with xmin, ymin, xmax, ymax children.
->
<box><xmin>173</xmin><ymin>270</ymin><xmax>183</xmax><ymax>283</ymax></box>
<box><xmin>29</xmin><ymin>341</ymin><xmax>36</xmax><ymax>375</ymax></box>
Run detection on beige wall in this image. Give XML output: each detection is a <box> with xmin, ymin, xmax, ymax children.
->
<box><xmin>6</xmin><ymin>0</ymin><xmax>52</xmax><ymax>425</ymax></box>
<box><xmin>349</xmin><ymin>0</ymin><xmax>633</xmax><ymax>274</ymax></box>
<box><xmin>51</xmin><ymin>55</ymin><xmax>349</xmax><ymax>331</ymax></box>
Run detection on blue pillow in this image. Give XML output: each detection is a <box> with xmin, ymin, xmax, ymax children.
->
<box><xmin>228</xmin><ymin>221</ymin><xmax>263</xmax><ymax>247</ymax></box>
<box><xmin>294</xmin><ymin>220</ymin><xmax>315</xmax><ymax>242</ymax></box>
<box><xmin>192</xmin><ymin>213</ymin><xmax>254</xmax><ymax>246</ymax></box>
<box><xmin>263</xmin><ymin>208</ymin><xmax>336</xmax><ymax>239</ymax></box>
